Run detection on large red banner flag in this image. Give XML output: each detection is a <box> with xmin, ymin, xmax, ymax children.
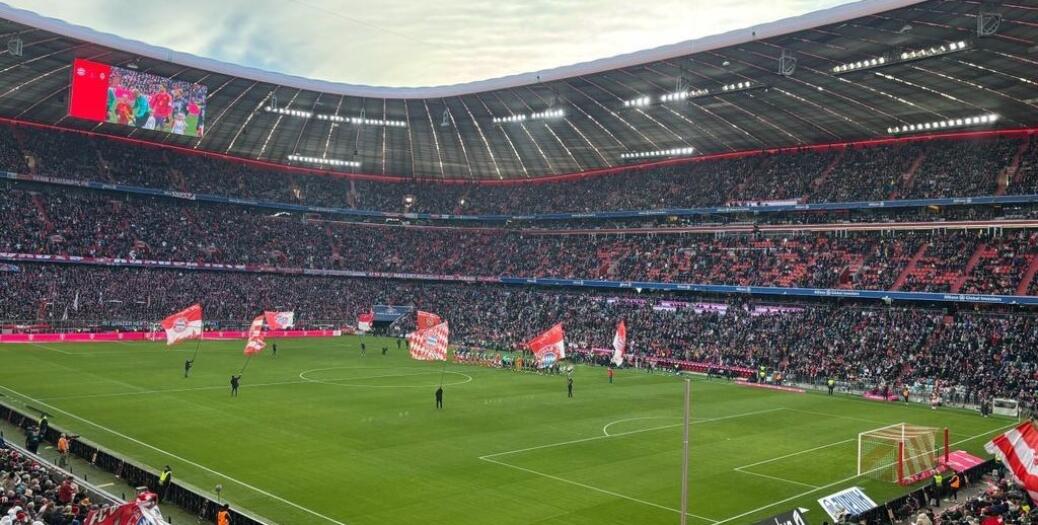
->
<box><xmin>986</xmin><ymin>421</ymin><xmax>1038</xmax><ymax>501</ymax></box>
<box><xmin>264</xmin><ymin>310</ymin><xmax>295</xmax><ymax>330</ymax></box>
<box><xmin>416</xmin><ymin>310</ymin><xmax>442</xmax><ymax>331</ymax></box>
<box><xmin>527</xmin><ymin>323</ymin><xmax>566</xmax><ymax>368</ymax></box>
<box><xmin>357</xmin><ymin>311</ymin><xmax>374</xmax><ymax>333</ymax></box>
<box><xmin>611</xmin><ymin>320</ymin><xmax>627</xmax><ymax>366</ymax></box>
<box><xmin>408</xmin><ymin>321</ymin><xmax>449</xmax><ymax>361</ymax></box>
<box><xmin>160</xmin><ymin>304</ymin><xmax>203</xmax><ymax>346</ymax></box>
<box><xmin>84</xmin><ymin>494</ymin><xmax>166</xmax><ymax>525</ymax></box>
<box><xmin>244</xmin><ymin>315</ymin><xmax>266</xmax><ymax>356</ymax></box>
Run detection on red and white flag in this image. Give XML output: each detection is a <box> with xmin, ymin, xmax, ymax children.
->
<box><xmin>85</xmin><ymin>494</ymin><xmax>165</xmax><ymax>525</ymax></box>
<box><xmin>611</xmin><ymin>320</ymin><xmax>627</xmax><ymax>366</ymax></box>
<box><xmin>527</xmin><ymin>323</ymin><xmax>565</xmax><ymax>368</ymax></box>
<box><xmin>244</xmin><ymin>315</ymin><xmax>266</xmax><ymax>356</ymax></box>
<box><xmin>986</xmin><ymin>421</ymin><xmax>1038</xmax><ymax>501</ymax></box>
<box><xmin>357</xmin><ymin>311</ymin><xmax>374</xmax><ymax>333</ymax></box>
<box><xmin>407</xmin><ymin>321</ymin><xmax>449</xmax><ymax>361</ymax></box>
<box><xmin>264</xmin><ymin>311</ymin><xmax>295</xmax><ymax>330</ymax></box>
<box><xmin>416</xmin><ymin>310</ymin><xmax>442</xmax><ymax>331</ymax></box>
<box><xmin>160</xmin><ymin>304</ymin><xmax>203</xmax><ymax>346</ymax></box>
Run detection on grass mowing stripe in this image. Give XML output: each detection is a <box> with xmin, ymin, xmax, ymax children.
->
<box><xmin>712</xmin><ymin>420</ymin><xmax>1020</xmax><ymax>524</ymax></box>
<box><xmin>0</xmin><ymin>383</ymin><xmax>349</xmax><ymax>525</ymax></box>
<box><xmin>733</xmin><ymin>438</ymin><xmax>856</xmax><ymax>470</ymax></box>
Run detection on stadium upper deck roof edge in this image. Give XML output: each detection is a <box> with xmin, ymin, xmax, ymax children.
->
<box><xmin>0</xmin><ymin>0</ymin><xmax>924</xmax><ymax>99</ymax></box>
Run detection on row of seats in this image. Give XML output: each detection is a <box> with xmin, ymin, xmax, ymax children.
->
<box><xmin>1</xmin><ymin>124</ymin><xmax>1036</xmax><ymax>214</ymax></box>
<box><xmin>3</xmin><ymin>183</ymin><xmax>1037</xmax><ymax>295</ymax></box>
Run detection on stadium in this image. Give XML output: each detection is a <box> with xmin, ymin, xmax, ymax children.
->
<box><xmin>1</xmin><ymin>0</ymin><xmax>1038</xmax><ymax>523</ymax></box>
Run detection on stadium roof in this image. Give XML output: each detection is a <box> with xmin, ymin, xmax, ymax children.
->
<box><xmin>0</xmin><ymin>0</ymin><xmax>1035</xmax><ymax>180</ymax></box>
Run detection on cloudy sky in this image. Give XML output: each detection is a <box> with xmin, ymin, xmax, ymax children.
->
<box><xmin>8</xmin><ymin>0</ymin><xmax>850</xmax><ymax>87</ymax></box>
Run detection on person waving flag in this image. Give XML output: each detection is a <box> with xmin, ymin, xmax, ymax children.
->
<box><xmin>160</xmin><ymin>304</ymin><xmax>203</xmax><ymax>346</ymax></box>
<box><xmin>611</xmin><ymin>320</ymin><xmax>627</xmax><ymax>367</ymax></box>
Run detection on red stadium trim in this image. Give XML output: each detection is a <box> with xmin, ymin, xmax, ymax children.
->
<box><xmin>1</xmin><ymin>115</ymin><xmax>1036</xmax><ymax>187</ymax></box>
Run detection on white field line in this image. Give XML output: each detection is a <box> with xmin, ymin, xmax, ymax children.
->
<box><xmin>0</xmin><ymin>383</ymin><xmax>348</xmax><ymax>525</ymax></box>
<box><xmin>40</xmin><ymin>379</ymin><xmax>311</xmax><ymax>401</ymax></box>
<box><xmin>95</xmin><ymin>482</ymin><xmax>115</xmax><ymax>488</ymax></box>
<box><xmin>712</xmin><ymin>421</ymin><xmax>1020</xmax><ymax>525</ymax></box>
<box><xmin>602</xmin><ymin>417</ymin><xmax>680</xmax><ymax>437</ymax></box>
<box><xmin>732</xmin><ymin>468</ymin><xmax>819</xmax><ymax>489</ymax></box>
<box><xmin>784</xmin><ymin>407</ymin><xmax>889</xmax><ymax>425</ymax></box>
<box><xmin>734</xmin><ymin>438</ymin><xmax>856</xmax><ymax>470</ymax></box>
<box><xmin>28</xmin><ymin>343</ymin><xmax>77</xmax><ymax>355</ymax></box>
<box><xmin>482</xmin><ymin>407</ymin><xmax>784</xmax><ymax>459</ymax></box>
<box><xmin>479</xmin><ymin>456</ymin><xmax>719</xmax><ymax>524</ymax></box>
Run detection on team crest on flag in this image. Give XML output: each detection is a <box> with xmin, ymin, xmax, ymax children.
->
<box><xmin>527</xmin><ymin>323</ymin><xmax>565</xmax><ymax>368</ymax></box>
<box><xmin>160</xmin><ymin>304</ymin><xmax>203</xmax><ymax>346</ymax></box>
<box><xmin>264</xmin><ymin>311</ymin><xmax>295</xmax><ymax>330</ymax></box>
<box><xmin>357</xmin><ymin>311</ymin><xmax>374</xmax><ymax>333</ymax></box>
<box><xmin>408</xmin><ymin>321</ymin><xmax>449</xmax><ymax>361</ymax></box>
<box><xmin>416</xmin><ymin>310</ymin><xmax>442</xmax><ymax>331</ymax></box>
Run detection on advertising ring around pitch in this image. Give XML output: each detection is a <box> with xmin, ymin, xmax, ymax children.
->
<box><xmin>298</xmin><ymin>366</ymin><xmax>472</xmax><ymax>388</ymax></box>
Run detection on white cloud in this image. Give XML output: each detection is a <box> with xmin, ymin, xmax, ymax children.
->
<box><xmin>7</xmin><ymin>0</ymin><xmax>850</xmax><ymax>87</ymax></box>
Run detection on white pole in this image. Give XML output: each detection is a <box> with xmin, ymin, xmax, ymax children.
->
<box><xmin>680</xmin><ymin>379</ymin><xmax>691</xmax><ymax>525</ymax></box>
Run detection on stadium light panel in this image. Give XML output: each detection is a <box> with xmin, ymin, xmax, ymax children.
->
<box><xmin>620</xmin><ymin>146</ymin><xmax>695</xmax><ymax>160</ymax></box>
<box><xmin>265</xmin><ymin>106</ymin><xmax>406</xmax><ymax>127</ymax></box>
<box><xmin>287</xmin><ymin>154</ymin><xmax>361</xmax><ymax>168</ymax></box>
<box><xmin>887</xmin><ymin>113</ymin><xmax>998</xmax><ymax>135</ymax></box>
<box><xmin>833</xmin><ymin>40</ymin><xmax>971</xmax><ymax>75</ymax></box>
<box><xmin>492</xmin><ymin>108</ymin><xmax>565</xmax><ymax>124</ymax></box>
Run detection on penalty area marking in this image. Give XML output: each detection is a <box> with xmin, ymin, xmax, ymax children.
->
<box><xmin>712</xmin><ymin>420</ymin><xmax>1021</xmax><ymax>524</ymax></box>
<box><xmin>298</xmin><ymin>366</ymin><xmax>473</xmax><ymax>388</ymax></box>
<box><xmin>0</xmin><ymin>383</ymin><xmax>349</xmax><ymax>525</ymax></box>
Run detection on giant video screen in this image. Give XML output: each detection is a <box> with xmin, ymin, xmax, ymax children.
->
<box><xmin>69</xmin><ymin>58</ymin><xmax>207</xmax><ymax>137</ymax></box>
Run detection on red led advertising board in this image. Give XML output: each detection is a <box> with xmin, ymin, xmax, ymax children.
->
<box><xmin>68</xmin><ymin>58</ymin><xmax>206</xmax><ymax>137</ymax></box>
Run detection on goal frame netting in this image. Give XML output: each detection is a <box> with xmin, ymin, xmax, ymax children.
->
<box><xmin>857</xmin><ymin>423</ymin><xmax>949</xmax><ymax>485</ymax></box>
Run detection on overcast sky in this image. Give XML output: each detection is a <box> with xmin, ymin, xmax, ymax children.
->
<box><xmin>8</xmin><ymin>0</ymin><xmax>850</xmax><ymax>87</ymax></box>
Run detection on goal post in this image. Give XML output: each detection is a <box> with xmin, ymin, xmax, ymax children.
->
<box><xmin>857</xmin><ymin>423</ymin><xmax>948</xmax><ymax>485</ymax></box>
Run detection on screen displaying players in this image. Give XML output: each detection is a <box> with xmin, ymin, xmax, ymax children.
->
<box><xmin>68</xmin><ymin>58</ymin><xmax>206</xmax><ymax>137</ymax></box>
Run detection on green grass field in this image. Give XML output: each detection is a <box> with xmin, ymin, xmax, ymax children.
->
<box><xmin>0</xmin><ymin>337</ymin><xmax>1015</xmax><ymax>524</ymax></box>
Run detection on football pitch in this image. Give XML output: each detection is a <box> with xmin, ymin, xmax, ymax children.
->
<box><xmin>0</xmin><ymin>337</ymin><xmax>1015</xmax><ymax>524</ymax></box>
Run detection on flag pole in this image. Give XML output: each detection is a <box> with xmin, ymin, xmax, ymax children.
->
<box><xmin>239</xmin><ymin>355</ymin><xmax>253</xmax><ymax>375</ymax></box>
<box><xmin>190</xmin><ymin>337</ymin><xmax>202</xmax><ymax>362</ymax></box>
<box><xmin>679</xmin><ymin>378</ymin><xmax>691</xmax><ymax>525</ymax></box>
<box><xmin>438</xmin><ymin>357</ymin><xmax>449</xmax><ymax>387</ymax></box>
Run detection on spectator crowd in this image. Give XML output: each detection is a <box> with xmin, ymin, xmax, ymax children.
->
<box><xmin>3</xmin><ymin>264</ymin><xmax>1038</xmax><ymax>406</ymax></box>
<box><xmin>3</xmin><ymin>183</ymin><xmax>1038</xmax><ymax>296</ymax></box>
<box><xmin>0</xmin><ymin>124</ymin><xmax>1035</xmax><ymax>215</ymax></box>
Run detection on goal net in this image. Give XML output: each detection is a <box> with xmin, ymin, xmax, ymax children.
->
<box><xmin>857</xmin><ymin>423</ymin><xmax>947</xmax><ymax>485</ymax></box>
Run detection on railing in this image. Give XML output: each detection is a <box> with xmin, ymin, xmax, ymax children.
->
<box><xmin>848</xmin><ymin>460</ymin><xmax>1000</xmax><ymax>524</ymax></box>
<box><xmin>0</xmin><ymin>403</ymin><xmax>271</xmax><ymax>525</ymax></box>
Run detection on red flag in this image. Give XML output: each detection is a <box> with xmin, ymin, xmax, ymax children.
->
<box><xmin>160</xmin><ymin>304</ymin><xmax>202</xmax><ymax>346</ymax></box>
<box><xmin>611</xmin><ymin>320</ymin><xmax>627</xmax><ymax>366</ymax></box>
<box><xmin>84</xmin><ymin>495</ymin><xmax>165</xmax><ymax>525</ymax></box>
<box><xmin>264</xmin><ymin>311</ymin><xmax>295</xmax><ymax>330</ymax></box>
<box><xmin>416</xmin><ymin>310</ymin><xmax>442</xmax><ymax>331</ymax></box>
<box><xmin>408</xmin><ymin>321</ymin><xmax>449</xmax><ymax>361</ymax></box>
<box><xmin>357</xmin><ymin>311</ymin><xmax>374</xmax><ymax>333</ymax></box>
<box><xmin>244</xmin><ymin>315</ymin><xmax>266</xmax><ymax>356</ymax></box>
<box><xmin>986</xmin><ymin>421</ymin><xmax>1038</xmax><ymax>501</ymax></box>
<box><xmin>527</xmin><ymin>323</ymin><xmax>565</xmax><ymax>368</ymax></box>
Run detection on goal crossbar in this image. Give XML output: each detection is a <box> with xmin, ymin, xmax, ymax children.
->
<box><xmin>857</xmin><ymin>423</ymin><xmax>948</xmax><ymax>485</ymax></box>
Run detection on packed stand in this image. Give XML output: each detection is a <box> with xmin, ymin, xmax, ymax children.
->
<box><xmin>0</xmin><ymin>445</ymin><xmax>95</xmax><ymax>525</ymax></box>
<box><xmin>0</xmin><ymin>124</ymin><xmax>1028</xmax><ymax>215</ymax></box>
<box><xmin>2</xmin><ymin>182</ymin><xmax>1036</xmax><ymax>295</ymax></box>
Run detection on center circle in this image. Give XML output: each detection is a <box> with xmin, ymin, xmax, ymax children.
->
<box><xmin>298</xmin><ymin>366</ymin><xmax>473</xmax><ymax>388</ymax></box>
